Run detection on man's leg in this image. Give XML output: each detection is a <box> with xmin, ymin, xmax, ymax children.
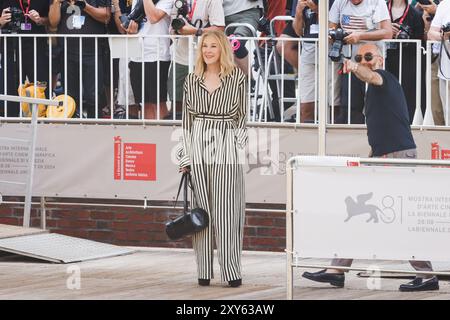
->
<box><xmin>337</xmin><ymin>72</ymin><xmax>365</xmax><ymax>124</ymax></box>
<box><xmin>167</xmin><ymin>62</ymin><xmax>188</xmax><ymax>119</ymax></box>
<box><xmin>381</xmin><ymin>149</ymin><xmax>439</xmax><ymax>291</ymax></box>
<box><xmin>225</xmin><ymin>8</ymin><xmax>261</xmax><ymax>76</ymax></box>
<box><xmin>431</xmin><ymin>59</ymin><xmax>445</xmax><ymax>125</ymax></box>
<box><xmin>302</xmin><ymin>258</ymin><xmax>350</xmax><ymax>287</ymax></box>
<box><xmin>439</xmin><ymin>78</ymin><xmax>450</xmax><ymax>125</ymax></box>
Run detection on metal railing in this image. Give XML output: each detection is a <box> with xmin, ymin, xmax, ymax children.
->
<box><xmin>0</xmin><ymin>94</ymin><xmax>61</xmax><ymax>228</ymax></box>
<box><xmin>286</xmin><ymin>156</ymin><xmax>450</xmax><ymax>299</ymax></box>
<box><xmin>0</xmin><ymin>34</ymin><xmax>448</xmax><ymax>126</ymax></box>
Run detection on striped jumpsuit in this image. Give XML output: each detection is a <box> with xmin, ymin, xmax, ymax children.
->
<box><xmin>178</xmin><ymin>67</ymin><xmax>248</xmax><ymax>282</ymax></box>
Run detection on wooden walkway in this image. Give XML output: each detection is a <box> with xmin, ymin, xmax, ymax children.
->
<box><xmin>0</xmin><ymin>247</ymin><xmax>449</xmax><ymax>299</ymax></box>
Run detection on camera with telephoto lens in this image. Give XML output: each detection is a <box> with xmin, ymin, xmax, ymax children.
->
<box><xmin>328</xmin><ymin>27</ymin><xmax>349</xmax><ymax>62</ymax></box>
<box><xmin>120</xmin><ymin>0</ymin><xmax>159</xmax><ymax>30</ymax></box>
<box><xmin>397</xmin><ymin>24</ymin><xmax>412</xmax><ymax>40</ymax></box>
<box><xmin>257</xmin><ymin>16</ymin><xmax>271</xmax><ymax>35</ymax></box>
<box><xmin>443</xmin><ymin>23</ymin><xmax>450</xmax><ymax>34</ymax></box>
<box><xmin>4</xmin><ymin>7</ymin><xmax>25</xmax><ymax>33</ymax></box>
<box><xmin>171</xmin><ymin>0</ymin><xmax>190</xmax><ymax>31</ymax></box>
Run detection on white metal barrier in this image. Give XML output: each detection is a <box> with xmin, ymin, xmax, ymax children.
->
<box><xmin>286</xmin><ymin>155</ymin><xmax>450</xmax><ymax>299</ymax></box>
<box><xmin>1</xmin><ymin>34</ymin><xmax>448</xmax><ymax>126</ymax></box>
<box><xmin>0</xmin><ymin>94</ymin><xmax>61</xmax><ymax>228</ymax></box>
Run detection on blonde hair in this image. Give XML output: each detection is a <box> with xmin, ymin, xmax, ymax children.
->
<box><xmin>194</xmin><ymin>30</ymin><xmax>236</xmax><ymax>78</ymax></box>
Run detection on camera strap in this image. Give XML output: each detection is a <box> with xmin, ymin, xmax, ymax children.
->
<box><xmin>387</xmin><ymin>0</ymin><xmax>409</xmax><ymax>25</ymax></box>
<box><xmin>188</xmin><ymin>0</ymin><xmax>197</xmax><ymax>21</ymax></box>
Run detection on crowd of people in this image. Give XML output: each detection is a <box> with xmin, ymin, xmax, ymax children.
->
<box><xmin>0</xmin><ymin>0</ymin><xmax>448</xmax><ymax>123</ymax></box>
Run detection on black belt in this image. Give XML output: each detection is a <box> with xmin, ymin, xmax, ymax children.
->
<box><xmin>195</xmin><ymin>113</ymin><xmax>234</xmax><ymax>120</ymax></box>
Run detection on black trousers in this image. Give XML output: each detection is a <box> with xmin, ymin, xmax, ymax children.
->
<box><xmin>336</xmin><ymin>72</ymin><xmax>366</xmax><ymax>124</ymax></box>
<box><xmin>66</xmin><ymin>54</ymin><xmax>105</xmax><ymax>118</ymax></box>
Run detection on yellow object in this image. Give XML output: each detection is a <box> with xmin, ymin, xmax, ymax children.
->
<box><xmin>18</xmin><ymin>82</ymin><xmax>48</xmax><ymax>117</ymax></box>
<box><xmin>46</xmin><ymin>95</ymin><xmax>76</xmax><ymax>119</ymax></box>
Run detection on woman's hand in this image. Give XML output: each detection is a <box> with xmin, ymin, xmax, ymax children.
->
<box><xmin>126</xmin><ymin>20</ymin><xmax>139</xmax><ymax>34</ymax></box>
<box><xmin>0</xmin><ymin>8</ymin><xmax>11</xmax><ymax>28</ymax></box>
<box><xmin>27</xmin><ymin>10</ymin><xmax>42</xmax><ymax>25</ymax></box>
<box><xmin>179</xmin><ymin>166</ymin><xmax>191</xmax><ymax>174</ymax></box>
<box><xmin>392</xmin><ymin>23</ymin><xmax>400</xmax><ymax>38</ymax></box>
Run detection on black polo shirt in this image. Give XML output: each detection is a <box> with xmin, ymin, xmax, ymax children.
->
<box><xmin>365</xmin><ymin>69</ymin><xmax>416</xmax><ymax>156</ymax></box>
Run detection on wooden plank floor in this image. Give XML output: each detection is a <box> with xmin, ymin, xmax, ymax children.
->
<box><xmin>0</xmin><ymin>247</ymin><xmax>449</xmax><ymax>300</ymax></box>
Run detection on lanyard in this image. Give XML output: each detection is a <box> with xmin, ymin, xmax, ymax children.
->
<box><xmin>188</xmin><ymin>0</ymin><xmax>197</xmax><ymax>22</ymax></box>
<box><xmin>388</xmin><ymin>0</ymin><xmax>410</xmax><ymax>25</ymax></box>
<box><xmin>18</xmin><ymin>0</ymin><xmax>31</xmax><ymax>16</ymax></box>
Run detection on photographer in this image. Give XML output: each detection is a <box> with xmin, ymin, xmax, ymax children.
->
<box><xmin>277</xmin><ymin>0</ymin><xmax>339</xmax><ymax>123</ymax></box>
<box><xmin>167</xmin><ymin>0</ymin><xmax>225</xmax><ymax>119</ymax></box>
<box><xmin>329</xmin><ymin>0</ymin><xmax>392</xmax><ymax>124</ymax></box>
<box><xmin>385</xmin><ymin>0</ymin><xmax>425</xmax><ymax>123</ymax></box>
<box><xmin>48</xmin><ymin>0</ymin><xmax>111</xmax><ymax>118</ymax></box>
<box><xmin>124</xmin><ymin>0</ymin><xmax>172</xmax><ymax>120</ymax></box>
<box><xmin>0</xmin><ymin>0</ymin><xmax>50</xmax><ymax>117</ymax></box>
<box><xmin>427</xmin><ymin>0</ymin><xmax>450</xmax><ymax>125</ymax></box>
<box><xmin>223</xmin><ymin>0</ymin><xmax>263</xmax><ymax>75</ymax></box>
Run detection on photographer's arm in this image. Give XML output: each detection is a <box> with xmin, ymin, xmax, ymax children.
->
<box><xmin>177</xmin><ymin>22</ymin><xmax>224</xmax><ymax>36</ymax></box>
<box><xmin>27</xmin><ymin>10</ymin><xmax>49</xmax><ymax>26</ymax></box>
<box><xmin>292</xmin><ymin>0</ymin><xmax>307</xmax><ymax>37</ymax></box>
<box><xmin>84</xmin><ymin>2</ymin><xmax>111</xmax><ymax>25</ymax></box>
<box><xmin>344</xmin><ymin>20</ymin><xmax>392</xmax><ymax>44</ymax></box>
<box><xmin>48</xmin><ymin>0</ymin><xmax>61</xmax><ymax>29</ymax></box>
<box><xmin>343</xmin><ymin>59</ymin><xmax>383</xmax><ymax>86</ymax></box>
<box><xmin>427</xmin><ymin>26</ymin><xmax>443</xmax><ymax>40</ymax></box>
<box><xmin>143</xmin><ymin>0</ymin><xmax>166</xmax><ymax>24</ymax></box>
<box><xmin>0</xmin><ymin>8</ymin><xmax>11</xmax><ymax>28</ymax></box>
<box><xmin>112</xmin><ymin>0</ymin><xmax>126</xmax><ymax>34</ymax></box>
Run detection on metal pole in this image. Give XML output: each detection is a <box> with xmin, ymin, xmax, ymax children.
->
<box><xmin>318</xmin><ymin>0</ymin><xmax>329</xmax><ymax>155</ymax></box>
<box><xmin>286</xmin><ymin>158</ymin><xmax>295</xmax><ymax>300</ymax></box>
<box><xmin>23</xmin><ymin>103</ymin><xmax>39</xmax><ymax>228</ymax></box>
<box><xmin>40</xmin><ymin>196</ymin><xmax>46</xmax><ymax>230</ymax></box>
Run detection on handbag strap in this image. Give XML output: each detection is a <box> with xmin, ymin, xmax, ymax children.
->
<box><xmin>174</xmin><ymin>172</ymin><xmax>188</xmax><ymax>214</ymax></box>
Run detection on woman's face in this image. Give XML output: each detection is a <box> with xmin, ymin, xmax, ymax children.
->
<box><xmin>202</xmin><ymin>36</ymin><xmax>221</xmax><ymax>66</ymax></box>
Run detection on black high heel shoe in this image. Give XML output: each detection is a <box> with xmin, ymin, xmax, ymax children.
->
<box><xmin>198</xmin><ymin>279</ymin><xmax>210</xmax><ymax>286</ymax></box>
<box><xmin>228</xmin><ymin>279</ymin><xmax>242</xmax><ymax>287</ymax></box>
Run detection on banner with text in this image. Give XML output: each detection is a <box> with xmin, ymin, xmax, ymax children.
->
<box><xmin>293</xmin><ymin>158</ymin><xmax>450</xmax><ymax>261</ymax></box>
<box><xmin>0</xmin><ymin>123</ymin><xmax>449</xmax><ymax>203</ymax></box>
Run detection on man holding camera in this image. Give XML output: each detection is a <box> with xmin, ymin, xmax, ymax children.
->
<box><xmin>0</xmin><ymin>0</ymin><xmax>50</xmax><ymax>117</ymax></box>
<box><xmin>329</xmin><ymin>0</ymin><xmax>392</xmax><ymax>124</ymax></box>
<box><xmin>303</xmin><ymin>42</ymin><xmax>439</xmax><ymax>292</ymax></box>
<box><xmin>167</xmin><ymin>0</ymin><xmax>225</xmax><ymax>119</ymax></box>
<box><xmin>427</xmin><ymin>0</ymin><xmax>450</xmax><ymax>125</ymax></box>
<box><xmin>277</xmin><ymin>0</ymin><xmax>340</xmax><ymax>123</ymax></box>
<box><xmin>48</xmin><ymin>0</ymin><xmax>111</xmax><ymax>118</ymax></box>
<box><xmin>385</xmin><ymin>0</ymin><xmax>425</xmax><ymax>124</ymax></box>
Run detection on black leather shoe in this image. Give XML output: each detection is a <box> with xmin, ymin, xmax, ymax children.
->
<box><xmin>399</xmin><ymin>276</ymin><xmax>439</xmax><ymax>292</ymax></box>
<box><xmin>198</xmin><ymin>279</ymin><xmax>210</xmax><ymax>286</ymax></box>
<box><xmin>302</xmin><ymin>269</ymin><xmax>345</xmax><ymax>287</ymax></box>
<box><xmin>228</xmin><ymin>279</ymin><xmax>242</xmax><ymax>287</ymax></box>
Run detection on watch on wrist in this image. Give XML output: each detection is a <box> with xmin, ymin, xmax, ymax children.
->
<box><xmin>195</xmin><ymin>28</ymin><xmax>203</xmax><ymax>37</ymax></box>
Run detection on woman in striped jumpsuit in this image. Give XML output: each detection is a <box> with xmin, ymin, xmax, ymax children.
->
<box><xmin>178</xmin><ymin>30</ymin><xmax>248</xmax><ymax>287</ymax></box>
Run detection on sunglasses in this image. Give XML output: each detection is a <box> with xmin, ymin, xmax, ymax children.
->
<box><xmin>354</xmin><ymin>53</ymin><xmax>381</xmax><ymax>63</ymax></box>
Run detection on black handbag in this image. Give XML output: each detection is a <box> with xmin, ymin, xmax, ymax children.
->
<box><xmin>165</xmin><ymin>172</ymin><xmax>209</xmax><ymax>240</ymax></box>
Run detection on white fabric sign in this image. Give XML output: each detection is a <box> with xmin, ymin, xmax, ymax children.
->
<box><xmin>293</xmin><ymin>159</ymin><xmax>450</xmax><ymax>261</ymax></box>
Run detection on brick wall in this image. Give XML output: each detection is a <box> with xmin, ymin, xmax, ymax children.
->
<box><xmin>0</xmin><ymin>201</ymin><xmax>286</xmax><ymax>252</ymax></box>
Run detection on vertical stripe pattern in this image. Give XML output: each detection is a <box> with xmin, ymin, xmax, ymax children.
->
<box><xmin>179</xmin><ymin>67</ymin><xmax>248</xmax><ymax>282</ymax></box>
